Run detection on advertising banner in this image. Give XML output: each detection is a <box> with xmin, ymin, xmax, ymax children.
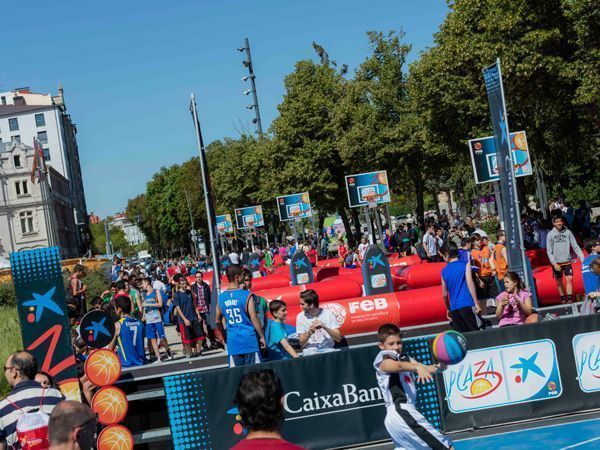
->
<box><xmin>362</xmin><ymin>245</ymin><xmax>394</xmax><ymax>295</ymax></box>
<box><xmin>164</xmin><ymin>337</ymin><xmax>441</xmax><ymax>450</ymax></box>
<box><xmin>289</xmin><ymin>250</ymin><xmax>314</xmax><ymax>285</ymax></box>
<box><xmin>216</xmin><ymin>214</ymin><xmax>234</xmax><ymax>234</ymax></box>
<box><xmin>345</xmin><ymin>171</ymin><xmax>391</xmax><ymax>208</ymax></box>
<box><xmin>10</xmin><ymin>247</ymin><xmax>80</xmax><ymax>401</ymax></box>
<box><xmin>468</xmin><ymin>131</ymin><xmax>532</xmax><ymax>184</ymax></box>
<box><xmin>277</xmin><ymin>192</ymin><xmax>312</xmax><ymax>221</ymax></box>
<box><xmin>437</xmin><ymin>314</ymin><xmax>600</xmax><ymax>432</ymax></box>
<box><xmin>246</xmin><ymin>252</ymin><xmax>262</xmax><ymax>278</ymax></box>
<box><xmin>482</xmin><ymin>60</ymin><xmax>527</xmax><ymax>288</ymax></box>
<box><xmin>234</xmin><ymin>205</ymin><xmax>264</xmax><ymax>229</ymax></box>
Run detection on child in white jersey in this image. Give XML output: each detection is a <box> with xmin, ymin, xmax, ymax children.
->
<box><xmin>373</xmin><ymin>324</ymin><xmax>453</xmax><ymax>450</ymax></box>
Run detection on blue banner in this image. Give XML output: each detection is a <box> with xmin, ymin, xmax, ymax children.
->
<box><xmin>361</xmin><ymin>245</ymin><xmax>394</xmax><ymax>295</ymax></box>
<box><xmin>482</xmin><ymin>60</ymin><xmax>526</xmax><ymax>284</ymax></box>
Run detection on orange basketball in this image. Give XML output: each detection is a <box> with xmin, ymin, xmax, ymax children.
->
<box><xmin>92</xmin><ymin>386</ymin><xmax>128</xmax><ymax>425</ymax></box>
<box><xmin>97</xmin><ymin>424</ymin><xmax>134</xmax><ymax>450</ymax></box>
<box><xmin>85</xmin><ymin>349</ymin><xmax>122</xmax><ymax>387</ymax></box>
<box><xmin>377</xmin><ymin>171</ymin><xmax>387</xmax><ymax>185</ymax></box>
<box><xmin>301</xmin><ymin>193</ymin><xmax>310</xmax><ymax>204</ymax></box>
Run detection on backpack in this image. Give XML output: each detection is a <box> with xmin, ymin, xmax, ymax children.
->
<box><xmin>6</xmin><ymin>389</ymin><xmax>49</xmax><ymax>450</ymax></box>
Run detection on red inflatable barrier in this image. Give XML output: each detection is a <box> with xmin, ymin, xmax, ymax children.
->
<box><xmin>249</xmin><ymin>274</ymin><xmax>290</xmax><ymax>291</ymax></box>
<box><xmin>393</xmin><ymin>262</ymin><xmax>445</xmax><ymax>290</ymax></box>
<box><xmin>526</xmin><ymin>249</ymin><xmax>551</xmax><ymax>269</ymax></box>
<box><xmin>254</xmin><ymin>279</ymin><xmax>362</xmax><ymax>305</ymax></box>
<box><xmin>388</xmin><ymin>254</ymin><xmax>422</xmax><ymax>267</ymax></box>
<box><xmin>321</xmin><ymin>272</ymin><xmax>365</xmax><ymax>286</ymax></box>
<box><xmin>317</xmin><ymin>258</ymin><xmax>342</xmax><ymax>268</ymax></box>
<box><xmin>283</xmin><ymin>287</ymin><xmax>448</xmax><ymax>335</ymax></box>
<box><xmin>533</xmin><ymin>262</ymin><xmax>584</xmax><ymax>306</ymax></box>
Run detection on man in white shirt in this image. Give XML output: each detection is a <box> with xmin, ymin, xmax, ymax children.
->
<box><xmin>358</xmin><ymin>238</ymin><xmax>369</xmax><ymax>261</ymax></box>
<box><xmin>296</xmin><ymin>290</ymin><xmax>343</xmax><ymax>355</ymax></box>
<box><xmin>228</xmin><ymin>250</ymin><xmax>240</xmax><ymax>265</ymax></box>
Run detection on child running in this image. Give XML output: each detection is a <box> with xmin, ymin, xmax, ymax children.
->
<box><xmin>373</xmin><ymin>324</ymin><xmax>453</xmax><ymax>450</ymax></box>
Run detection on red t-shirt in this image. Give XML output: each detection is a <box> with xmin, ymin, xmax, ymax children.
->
<box><xmin>232</xmin><ymin>438</ymin><xmax>305</xmax><ymax>449</ymax></box>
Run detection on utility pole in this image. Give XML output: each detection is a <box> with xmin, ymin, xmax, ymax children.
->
<box><xmin>184</xmin><ymin>190</ymin><xmax>196</xmax><ymax>258</ymax></box>
<box><xmin>239</xmin><ymin>38</ymin><xmax>263</xmax><ymax>136</ymax></box>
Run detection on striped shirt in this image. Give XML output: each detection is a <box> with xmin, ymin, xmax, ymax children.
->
<box><xmin>0</xmin><ymin>381</ymin><xmax>64</xmax><ymax>448</ymax></box>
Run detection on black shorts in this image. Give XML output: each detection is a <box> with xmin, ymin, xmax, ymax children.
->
<box><xmin>476</xmin><ymin>275</ymin><xmax>499</xmax><ymax>300</ymax></box>
<box><xmin>449</xmin><ymin>306</ymin><xmax>483</xmax><ymax>333</ymax></box>
<box><xmin>552</xmin><ymin>263</ymin><xmax>573</xmax><ymax>279</ymax></box>
<box><xmin>179</xmin><ymin>320</ymin><xmax>204</xmax><ymax>345</ymax></box>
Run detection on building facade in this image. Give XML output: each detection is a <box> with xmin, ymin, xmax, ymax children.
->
<box><xmin>110</xmin><ymin>213</ymin><xmax>146</xmax><ymax>246</ymax></box>
<box><xmin>0</xmin><ymin>142</ymin><xmax>79</xmax><ymax>258</ymax></box>
<box><xmin>0</xmin><ymin>87</ymin><xmax>89</xmax><ymax>255</ymax></box>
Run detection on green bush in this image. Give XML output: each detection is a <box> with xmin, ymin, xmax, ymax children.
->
<box><xmin>0</xmin><ymin>282</ymin><xmax>16</xmax><ymax>307</ymax></box>
<box><xmin>0</xmin><ymin>306</ymin><xmax>22</xmax><ymax>397</ymax></box>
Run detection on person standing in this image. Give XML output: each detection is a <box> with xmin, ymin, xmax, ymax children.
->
<box><xmin>140</xmin><ymin>278</ymin><xmax>173</xmax><ymax>362</ymax></box>
<box><xmin>173</xmin><ymin>276</ymin><xmax>205</xmax><ymax>358</ymax></box>
<box><xmin>546</xmin><ymin>215</ymin><xmax>585</xmax><ymax>303</ymax></box>
<box><xmin>582</xmin><ymin>239</ymin><xmax>600</xmax><ymax>299</ymax></box>
<box><xmin>422</xmin><ymin>224</ymin><xmax>439</xmax><ymax>262</ymax></box>
<box><xmin>0</xmin><ymin>351</ymin><xmax>65</xmax><ymax>449</ymax></box>
<box><xmin>358</xmin><ymin>238</ymin><xmax>369</xmax><ymax>261</ymax></box>
<box><xmin>48</xmin><ymin>401</ymin><xmax>96</xmax><ymax>450</ymax></box>
<box><xmin>109</xmin><ymin>296</ymin><xmax>146</xmax><ymax>367</ymax></box>
<box><xmin>190</xmin><ymin>272</ymin><xmax>220</xmax><ymax>350</ymax></box>
<box><xmin>493</xmin><ymin>231</ymin><xmax>508</xmax><ymax>292</ymax></box>
<box><xmin>216</xmin><ymin>266</ymin><xmax>266</xmax><ymax>367</ymax></box>
<box><xmin>441</xmin><ymin>243</ymin><xmax>483</xmax><ymax>332</ymax></box>
<box><xmin>70</xmin><ymin>264</ymin><xmax>87</xmax><ymax>321</ymax></box>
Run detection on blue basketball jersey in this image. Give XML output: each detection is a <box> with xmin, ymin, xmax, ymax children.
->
<box><xmin>218</xmin><ymin>288</ymin><xmax>259</xmax><ymax>355</ymax></box>
<box><xmin>116</xmin><ymin>317</ymin><xmax>145</xmax><ymax>367</ymax></box>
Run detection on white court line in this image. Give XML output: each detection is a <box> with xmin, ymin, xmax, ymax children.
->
<box><xmin>559</xmin><ymin>436</ymin><xmax>600</xmax><ymax>449</ymax></box>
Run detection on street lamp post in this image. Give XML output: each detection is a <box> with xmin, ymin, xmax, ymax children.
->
<box><xmin>238</xmin><ymin>38</ymin><xmax>263</xmax><ymax>136</ymax></box>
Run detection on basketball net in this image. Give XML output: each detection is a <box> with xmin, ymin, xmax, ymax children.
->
<box><xmin>364</xmin><ymin>194</ymin><xmax>379</xmax><ymax>209</ymax></box>
<box><xmin>291</xmin><ymin>210</ymin><xmax>302</xmax><ymax>222</ymax></box>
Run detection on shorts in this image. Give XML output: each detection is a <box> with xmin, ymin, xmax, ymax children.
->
<box><xmin>145</xmin><ymin>322</ymin><xmax>166</xmax><ymax>340</ymax></box>
<box><xmin>552</xmin><ymin>263</ymin><xmax>573</xmax><ymax>279</ymax></box>
<box><xmin>179</xmin><ymin>320</ymin><xmax>204</xmax><ymax>345</ymax></box>
<box><xmin>385</xmin><ymin>405</ymin><xmax>452</xmax><ymax>450</ymax></box>
<box><xmin>476</xmin><ymin>275</ymin><xmax>499</xmax><ymax>300</ymax></box>
<box><xmin>449</xmin><ymin>306</ymin><xmax>482</xmax><ymax>333</ymax></box>
<box><xmin>229</xmin><ymin>352</ymin><xmax>261</xmax><ymax>367</ymax></box>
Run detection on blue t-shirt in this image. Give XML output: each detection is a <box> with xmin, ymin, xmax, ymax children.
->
<box><xmin>442</xmin><ymin>260</ymin><xmax>475</xmax><ymax>310</ymax></box>
<box><xmin>458</xmin><ymin>248</ymin><xmax>470</xmax><ymax>263</ymax></box>
<box><xmin>266</xmin><ymin>320</ymin><xmax>292</xmax><ymax>360</ymax></box>
<box><xmin>116</xmin><ymin>317</ymin><xmax>145</xmax><ymax>367</ymax></box>
<box><xmin>582</xmin><ymin>254</ymin><xmax>600</xmax><ymax>295</ymax></box>
<box><xmin>173</xmin><ymin>291</ymin><xmax>197</xmax><ymax>324</ymax></box>
<box><xmin>218</xmin><ymin>288</ymin><xmax>259</xmax><ymax>356</ymax></box>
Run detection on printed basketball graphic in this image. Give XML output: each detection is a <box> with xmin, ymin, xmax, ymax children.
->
<box><xmin>377</xmin><ymin>172</ymin><xmax>387</xmax><ymax>184</ymax></box>
<box><xmin>513</xmin><ymin>132</ymin><xmax>527</xmax><ymax>150</ymax></box>
<box><xmin>97</xmin><ymin>424</ymin><xmax>134</xmax><ymax>450</ymax></box>
<box><xmin>58</xmin><ymin>379</ymin><xmax>82</xmax><ymax>402</ymax></box>
<box><xmin>92</xmin><ymin>386</ymin><xmax>129</xmax><ymax>425</ymax></box>
<box><xmin>301</xmin><ymin>192</ymin><xmax>310</xmax><ymax>204</ymax></box>
<box><xmin>85</xmin><ymin>349</ymin><xmax>122</xmax><ymax>387</ymax></box>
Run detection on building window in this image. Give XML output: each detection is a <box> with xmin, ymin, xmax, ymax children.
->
<box><xmin>37</xmin><ymin>131</ymin><xmax>48</xmax><ymax>144</ymax></box>
<box><xmin>1</xmin><ymin>96</ymin><xmax>6</xmax><ymax>105</ymax></box>
<box><xmin>13</xmin><ymin>155</ymin><xmax>21</xmax><ymax>167</ymax></box>
<box><xmin>11</xmin><ymin>135</ymin><xmax>21</xmax><ymax>143</ymax></box>
<box><xmin>15</xmin><ymin>180</ymin><xmax>28</xmax><ymax>196</ymax></box>
<box><xmin>42</xmin><ymin>148</ymin><xmax>51</xmax><ymax>161</ymax></box>
<box><xmin>20</xmin><ymin>211</ymin><xmax>35</xmax><ymax>234</ymax></box>
<box><xmin>8</xmin><ymin>118</ymin><xmax>19</xmax><ymax>131</ymax></box>
<box><xmin>35</xmin><ymin>113</ymin><xmax>45</xmax><ymax>127</ymax></box>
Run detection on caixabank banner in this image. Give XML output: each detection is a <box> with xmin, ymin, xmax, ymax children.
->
<box><xmin>164</xmin><ymin>337</ymin><xmax>442</xmax><ymax>450</ymax></box>
<box><xmin>438</xmin><ymin>314</ymin><xmax>600</xmax><ymax>432</ymax></box>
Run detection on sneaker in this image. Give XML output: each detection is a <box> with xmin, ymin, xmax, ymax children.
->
<box><xmin>165</xmin><ymin>350</ymin><xmax>174</xmax><ymax>360</ymax></box>
<box><xmin>152</xmin><ymin>358</ymin><xmax>163</xmax><ymax>364</ymax></box>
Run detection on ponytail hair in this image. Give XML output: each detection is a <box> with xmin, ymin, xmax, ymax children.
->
<box><xmin>504</xmin><ymin>271</ymin><xmax>524</xmax><ymax>291</ymax></box>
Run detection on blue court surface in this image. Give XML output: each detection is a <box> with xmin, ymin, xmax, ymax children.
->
<box><xmin>455</xmin><ymin>418</ymin><xmax>600</xmax><ymax>450</ymax></box>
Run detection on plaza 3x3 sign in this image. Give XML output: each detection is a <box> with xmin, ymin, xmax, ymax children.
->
<box><xmin>572</xmin><ymin>331</ymin><xmax>600</xmax><ymax>393</ymax></box>
<box><xmin>443</xmin><ymin>339</ymin><xmax>562</xmax><ymax>413</ymax></box>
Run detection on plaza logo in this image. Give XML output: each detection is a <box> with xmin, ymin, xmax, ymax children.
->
<box><xmin>444</xmin><ymin>339</ymin><xmax>562</xmax><ymax>413</ymax></box>
<box><xmin>572</xmin><ymin>331</ymin><xmax>600</xmax><ymax>393</ymax></box>
<box><xmin>283</xmin><ymin>383</ymin><xmax>383</xmax><ymax>416</ymax></box>
<box><xmin>370</xmin><ymin>274</ymin><xmax>387</xmax><ymax>288</ymax></box>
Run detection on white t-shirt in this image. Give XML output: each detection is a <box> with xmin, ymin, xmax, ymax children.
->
<box><xmin>152</xmin><ymin>280</ymin><xmax>167</xmax><ymax>293</ymax></box>
<box><xmin>358</xmin><ymin>243</ymin><xmax>368</xmax><ymax>259</ymax></box>
<box><xmin>296</xmin><ymin>308</ymin><xmax>340</xmax><ymax>355</ymax></box>
<box><xmin>229</xmin><ymin>252</ymin><xmax>240</xmax><ymax>264</ymax></box>
<box><xmin>373</xmin><ymin>350</ymin><xmax>418</xmax><ymax>407</ymax></box>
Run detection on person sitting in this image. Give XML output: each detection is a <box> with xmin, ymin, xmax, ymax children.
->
<box><xmin>231</xmin><ymin>370</ymin><xmax>305</xmax><ymax>449</ymax></box>
<box><xmin>495</xmin><ymin>271</ymin><xmax>540</xmax><ymax>326</ymax></box>
<box><xmin>296</xmin><ymin>290</ymin><xmax>343</xmax><ymax>355</ymax></box>
<box><xmin>265</xmin><ymin>301</ymin><xmax>299</xmax><ymax>360</ymax></box>
<box><xmin>48</xmin><ymin>401</ymin><xmax>96</xmax><ymax>450</ymax></box>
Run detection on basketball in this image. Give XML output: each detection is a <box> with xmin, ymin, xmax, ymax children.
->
<box><xmin>432</xmin><ymin>330</ymin><xmax>467</xmax><ymax>365</ymax></box>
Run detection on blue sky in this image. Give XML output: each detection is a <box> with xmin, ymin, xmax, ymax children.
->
<box><xmin>1</xmin><ymin>0</ymin><xmax>448</xmax><ymax>218</ymax></box>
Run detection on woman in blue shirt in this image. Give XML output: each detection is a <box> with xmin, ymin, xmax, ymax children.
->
<box><xmin>266</xmin><ymin>300</ymin><xmax>299</xmax><ymax>360</ymax></box>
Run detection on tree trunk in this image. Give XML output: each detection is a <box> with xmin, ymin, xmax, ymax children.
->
<box><xmin>350</xmin><ymin>208</ymin><xmax>362</xmax><ymax>239</ymax></box>
<box><xmin>431</xmin><ymin>187</ymin><xmax>442</xmax><ymax>217</ymax></box>
<box><xmin>339</xmin><ymin>208</ymin><xmax>356</xmax><ymax>247</ymax></box>
<box><xmin>445</xmin><ymin>189</ymin><xmax>454</xmax><ymax>216</ymax></box>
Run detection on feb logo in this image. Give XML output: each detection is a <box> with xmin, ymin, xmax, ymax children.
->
<box><xmin>474</xmin><ymin>141</ymin><xmax>483</xmax><ymax>153</ymax></box>
<box><xmin>572</xmin><ymin>331</ymin><xmax>600</xmax><ymax>393</ymax></box>
<box><xmin>348</xmin><ymin>177</ymin><xmax>355</xmax><ymax>184</ymax></box>
<box><xmin>322</xmin><ymin>303</ymin><xmax>346</xmax><ymax>327</ymax></box>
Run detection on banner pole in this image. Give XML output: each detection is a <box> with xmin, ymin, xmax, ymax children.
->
<box><xmin>365</xmin><ymin>207</ymin><xmax>374</xmax><ymax>245</ymax></box>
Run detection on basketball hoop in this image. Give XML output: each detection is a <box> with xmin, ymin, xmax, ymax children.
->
<box><xmin>246</xmin><ymin>219</ymin><xmax>255</xmax><ymax>228</ymax></box>
<box><xmin>364</xmin><ymin>193</ymin><xmax>380</xmax><ymax>209</ymax></box>
<box><xmin>290</xmin><ymin>210</ymin><xmax>302</xmax><ymax>221</ymax></box>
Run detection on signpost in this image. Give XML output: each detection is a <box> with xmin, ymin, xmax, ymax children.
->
<box><xmin>482</xmin><ymin>59</ymin><xmax>528</xmax><ymax>286</ymax></box>
<box><xmin>345</xmin><ymin>171</ymin><xmax>391</xmax><ymax>246</ymax></box>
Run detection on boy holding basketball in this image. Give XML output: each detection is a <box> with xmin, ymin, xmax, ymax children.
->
<box><xmin>373</xmin><ymin>324</ymin><xmax>453</xmax><ymax>450</ymax></box>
